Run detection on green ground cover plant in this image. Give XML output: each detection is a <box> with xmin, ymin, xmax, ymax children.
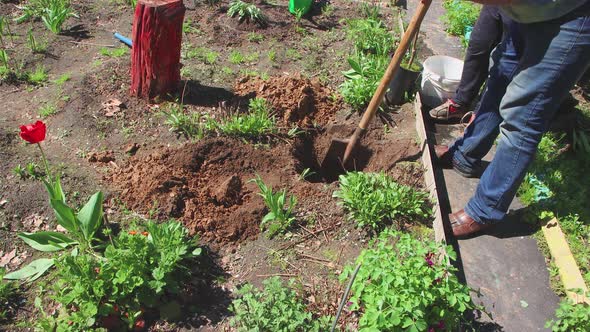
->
<box><xmin>27</xmin><ymin>65</ymin><xmax>48</xmax><ymax>85</ymax></box>
<box><xmin>184</xmin><ymin>46</ymin><xmax>219</xmax><ymax>64</ymax></box>
<box><xmin>441</xmin><ymin>0</ymin><xmax>480</xmax><ymax>40</ymax></box>
<box><xmin>164</xmin><ymin>97</ymin><xmax>278</xmax><ymax>140</ymax></box>
<box><xmin>339</xmin><ymin>15</ymin><xmax>395</xmax><ymax>110</ymax></box>
<box><xmin>545</xmin><ymin>292</ymin><xmax>590</xmax><ymax>332</ymax></box>
<box><xmin>100</xmin><ymin>46</ymin><xmax>128</xmax><ymax>58</ymax></box>
<box><xmin>340</xmin><ymin>229</ymin><xmax>478</xmax><ymax>331</ymax></box>
<box><xmin>217</xmin><ymin>97</ymin><xmax>277</xmax><ymax>138</ymax></box>
<box><xmin>518</xmin><ymin>132</ymin><xmax>590</xmax><ymax>285</ymax></box>
<box><xmin>251</xmin><ymin>175</ymin><xmax>297</xmax><ymax>238</ymax></box>
<box><xmin>0</xmin><ymin>268</ymin><xmax>16</xmax><ymax>321</ymax></box>
<box><xmin>333</xmin><ymin>172</ymin><xmax>431</xmax><ymax>231</ymax></box>
<box><xmin>228</xmin><ymin>0</ymin><xmax>266</xmax><ymax>26</ymax></box>
<box><xmin>17</xmin><ymin>0</ymin><xmax>78</xmax><ymax>34</ymax></box>
<box><xmin>8</xmin><ymin>121</ymin><xmax>202</xmax><ymax>331</ymax></box>
<box><xmin>230</xmin><ymin>277</ymin><xmax>331</xmax><ymax>331</ymax></box>
<box><xmin>35</xmin><ymin>220</ymin><xmax>201</xmax><ymax>331</ymax></box>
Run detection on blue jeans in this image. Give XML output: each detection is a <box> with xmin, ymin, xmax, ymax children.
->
<box><xmin>449</xmin><ymin>12</ymin><xmax>590</xmax><ymax>224</ymax></box>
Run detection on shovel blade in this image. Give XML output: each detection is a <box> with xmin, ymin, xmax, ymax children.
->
<box><xmin>320</xmin><ymin>137</ymin><xmax>349</xmax><ymax>175</ymax></box>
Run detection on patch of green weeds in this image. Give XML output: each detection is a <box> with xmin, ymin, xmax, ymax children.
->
<box><xmin>250</xmin><ymin>175</ymin><xmax>297</xmax><ymax>238</ymax></box>
<box><xmin>38</xmin><ymin>103</ymin><xmax>58</xmax><ymax>118</ymax></box>
<box><xmin>17</xmin><ymin>0</ymin><xmax>78</xmax><ymax>34</ymax></box>
<box><xmin>163</xmin><ymin>102</ymin><xmax>215</xmax><ymax>139</ymax></box>
<box><xmin>545</xmin><ymin>292</ymin><xmax>590</xmax><ymax>331</ymax></box>
<box><xmin>229</xmin><ymin>50</ymin><xmax>258</xmax><ymax>64</ymax></box>
<box><xmin>53</xmin><ymin>72</ymin><xmax>71</xmax><ymax>86</ymax></box>
<box><xmin>228</xmin><ymin>0</ymin><xmax>267</xmax><ymax>26</ymax></box>
<box><xmin>442</xmin><ymin>0</ymin><xmax>481</xmax><ymax>38</ymax></box>
<box><xmin>35</xmin><ymin>220</ymin><xmax>202</xmax><ymax>331</ymax></box>
<box><xmin>321</xmin><ymin>3</ymin><xmax>334</xmax><ymax>16</ymax></box>
<box><xmin>239</xmin><ymin>69</ymin><xmax>268</xmax><ymax>80</ymax></box>
<box><xmin>333</xmin><ymin>172</ymin><xmax>431</xmax><ymax>231</ymax></box>
<box><xmin>359</xmin><ymin>1</ymin><xmax>381</xmax><ymax>20</ymax></box>
<box><xmin>221</xmin><ymin>66</ymin><xmax>234</xmax><ymax>76</ymax></box>
<box><xmin>185</xmin><ymin>46</ymin><xmax>219</xmax><ymax>65</ymax></box>
<box><xmin>517</xmin><ymin>132</ymin><xmax>590</xmax><ymax>285</ymax></box>
<box><xmin>267</xmin><ymin>49</ymin><xmax>277</xmax><ymax>63</ymax></box>
<box><xmin>100</xmin><ymin>46</ymin><xmax>128</xmax><ymax>57</ymax></box>
<box><xmin>341</xmin><ymin>229</ymin><xmax>479</xmax><ymax>331</ymax></box>
<box><xmin>0</xmin><ymin>268</ymin><xmax>17</xmax><ymax>321</ymax></box>
<box><xmin>18</xmin><ymin>162</ymin><xmax>44</xmax><ymax>180</ymax></box>
<box><xmin>27</xmin><ymin>29</ymin><xmax>47</xmax><ymax>53</ymax></box>
<box><xmin>218</xmin><ymin>97</ymin><xmax>277</xmax><ymax>138</ymax></box>
<box><xmin>340</xmin><ymin>53</ymin><xmax>388</xmax><ymax>109</ymax></box>
<box><xmin>247</xmin><ymin>32</ymin><xmax>264</xmax><ymax>43</ymax></box>
<box><xmin>285</xmin><ymin>48</ymin><xmax>302</xmax><ymax>61</ymax></box>
<box><xmin>92</xmin><ymin>59</ymin><xmax>102</xmax><ymax>67</ymax></box>
<box><xmin>339</xmin><ymin>16</ymin><xmax>396</xmax><ymax>111</ymax></box>
<box><xmin>182</xmin><ymin>19</ymin><xmax>202</xmax><ymax>35</ymax></box>
<box><xmin>345</xmin><ymin>18</ymin><xmax>394</xmax><ymax>56</ymax></box>
<box><xmin>27</xmin><ymin>65</ymin><xmax>49</xmax><ymax>85</ymax></box>
<box><xmin>230</xmin><ymin>277</ymin><xmax>331</xmax><ymax>331</ymax></box>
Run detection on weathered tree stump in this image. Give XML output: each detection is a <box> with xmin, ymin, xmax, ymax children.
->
<box><xmin>130</xmin><ymin>0</ymin><xmax>185</xmax><ymax>99</ymax></box>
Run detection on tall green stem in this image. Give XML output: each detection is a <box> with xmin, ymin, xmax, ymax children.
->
<box><xmin>36</xmin><ymin>143</ymin><xmax>52</xmax><ymax>181</ymax></box>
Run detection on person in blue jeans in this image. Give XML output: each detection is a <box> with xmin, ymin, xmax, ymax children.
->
<box><xmin>429</xmin><ymin>6</ymin><xmax>512</xmax><ymax>121</ymax></box>
<box><xmin>436</xmin><ymin>2</ymin><xmax>590</xmax><ymax>238</ymax></box>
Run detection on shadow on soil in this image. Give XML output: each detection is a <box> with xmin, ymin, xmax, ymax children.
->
<box><xmin>181</xmin><ymin>80</ymin><xmax>236</xmax><ymax>107</ymax></box>
<box><xmin>174</xmin><ymin>247</ymin><xmax>233</xmax><ymax>329</ymax></box>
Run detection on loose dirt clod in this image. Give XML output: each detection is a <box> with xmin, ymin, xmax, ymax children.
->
<box><xmin>88</xmin><ymin>150</ymin><xmax>115</xmax><ymax>163</ymax></box>
<box><xmin>234</xmin><ymin>74</ymin><xmax>341</xmax><ymax>127</ymax></box>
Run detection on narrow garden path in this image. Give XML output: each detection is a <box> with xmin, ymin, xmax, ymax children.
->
<box><xmin>432</xmin><ymin>123</ymin><xmax>559</xmax><ymax>331</ymax></box>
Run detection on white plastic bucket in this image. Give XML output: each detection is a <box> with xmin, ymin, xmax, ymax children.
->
<box><xmin>419</xmin><ymin>55</ymin><xmax>464</xmax><ymax>107</ymax></box>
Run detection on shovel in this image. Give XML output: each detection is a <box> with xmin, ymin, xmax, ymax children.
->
<box><xmin>321</xmin><ymin>0</ymin><xmax>432</xmax><ymax>171</ymax></box>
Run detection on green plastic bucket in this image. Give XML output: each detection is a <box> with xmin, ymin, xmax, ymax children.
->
<box><xmin>289</xmin><ymin>0</ymin><xmax>313</xmax><ymax>15</ymax></box>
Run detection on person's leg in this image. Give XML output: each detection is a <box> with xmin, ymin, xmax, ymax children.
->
<box><xmin>429</xmin><ymin>6</ymin><xmax>503</xmax><ymax>120</ymax></box>
<box><xmin>449</xmin><ymin>34</ymin><xmax>521</xmax><ymax>175</ymax></box>
<box><xmin>453</xmin><ymin>6</ymin><xmax>503</xmax><ymax>106</ymax></box>
<box><xmin>464</xmin><ymin>14</ymin><xmax>590</xmax><ymax>224</ymax></box>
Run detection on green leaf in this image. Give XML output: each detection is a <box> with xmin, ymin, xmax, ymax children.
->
<box><xmin>18</xmin><ymin>231</ymin><xmax>77</xmax><ymax>252</ymax></box>
<box><xmin>50</xmin><ymin>199</ymin><xmax>77</xmax><ymax>234</ymax></box>
<box><xmin>3</xmin><ymin>258</ymin><xmax>54</xmax><ymax>281</ymax></box>
<box><xmin>77</xmin><ymin>191</ymin><xmax>104</xmax><ymax>241</ymax></box>
<box><xmin>192</xmin><ymin>248</ymin><xmax>202</xmax><ymax>256</ymax></box>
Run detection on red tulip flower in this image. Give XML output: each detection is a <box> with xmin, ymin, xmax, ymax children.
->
<box><xmin>19</xmin><ymin>121</ymin><xmax>46</xmax><ymax>144</ymax></box>
<box><xmin>18</xmin><ymin>120</ymin><xmax>52</xmax><ymax>181</ymax></box>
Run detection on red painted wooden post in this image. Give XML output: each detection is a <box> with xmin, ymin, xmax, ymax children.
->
<box><xmin>130</xmin><ymin>0</ymin><xmax>185</xmax><ymax>99</ymax></box>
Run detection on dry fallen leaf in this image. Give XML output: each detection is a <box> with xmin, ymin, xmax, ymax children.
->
<box><xmin>0</xmin><ymin>249</ymin><xmax>16</xmax><ymax>268</ymax></box>
<box><xmin>23</xmin><ymin>213</ymin><xmax>46</xmax><ymax>232</ymax></box>
<box><xmin>102</xmin><ymin>98</ymin><xmax>124</xmax><ymax>117</ymax></box>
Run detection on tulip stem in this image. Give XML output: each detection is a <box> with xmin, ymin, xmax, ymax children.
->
<box><xmin>36</xmin><ymin>143</ymin><xmax>52</xmax><ymax>181</ymax></box>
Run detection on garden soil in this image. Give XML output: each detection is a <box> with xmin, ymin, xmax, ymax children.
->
<box><xmin>233</xmin><ymin>74</ymin><xmax>342</xmax><ymax>127</ymax></box>
<box><xmin>109</xmin><ymin>105</ymin><xmax>422</xmax><ymax>247</ymax></box>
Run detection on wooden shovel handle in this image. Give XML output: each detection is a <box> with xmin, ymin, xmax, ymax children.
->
<box><xmin>357</xmin><ymin>0</ymin><xmax>432</xmax><ymax>130</ymax></box>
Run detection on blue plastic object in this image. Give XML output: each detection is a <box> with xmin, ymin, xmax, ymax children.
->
<box><xmin>114</xmin><ymin>32</ymin><xmax>132</xmax><ymax>47</ymax></box>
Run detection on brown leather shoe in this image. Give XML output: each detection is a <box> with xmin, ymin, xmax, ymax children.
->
<box><xmin>433</xmin><ymin>145</ymin><xmax>452</xmax><ymax>168</ymax></box>
<box><xmin>449</xmin><ymin>209</ymin><xmax>492</xmax><ymax>238</ymax></box>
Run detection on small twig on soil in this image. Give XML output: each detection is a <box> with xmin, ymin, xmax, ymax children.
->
<box><xmin>299</xmin><ymin>224</ymin><xmax>319</xmax><ymax>239</ymax></box>
<box><xmin>336</xmin><ymin>245</ymin><xmax>345</xmax><ymax>266</ymax></box>
<box><xmin>297</xmin><ymin>253</ymin><xmax>331</xmax><ymax>263</ymax></box>
<box><xmin>68</xmin><ymin>40</ymin><xmax>116</xmax><ymax>48</ymax></box>
<box><xmin>254</xmin><ymin>244</ymin><xmax>300</xmax><ymax>271</ymax></box>
<box><xmin>279</xmin><ymin>222</ymin><xmax>341</xmax><ymax>250</ymax></box>
<box><xmin>301</xmin><ymin>258</ymin><xmax>337</xmax><ymax>269</ymax></box>
<box><xmin>316</xmin><ymin>217</ymin><xmax>330</xmax><ymax>242</ymax></box>
<box><xmin>256</xmin><ymin>273</ymin><xmax>298</xmax><ymax>278</ymax></box>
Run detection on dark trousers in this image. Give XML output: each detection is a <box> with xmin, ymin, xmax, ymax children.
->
<box><xmin>454</xmin><ymin>6</ymin><xmax>509</xmax><ymax>107</ymax></box>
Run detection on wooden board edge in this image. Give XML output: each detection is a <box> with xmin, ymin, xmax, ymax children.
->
<box><xmin>414</xmin><ymin>95</ymin><xmax>446</xmax><ymax>244</ymax></box>
<box><xmin>541</xmin><ymin>218</ymin><xmax>590</xmax><ymax>304</ymax></box>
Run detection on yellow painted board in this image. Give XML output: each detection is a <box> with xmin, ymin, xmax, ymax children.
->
<box><xmin>541</xmin><ymin>218</ymin><xmax>589</xmax><ymax>304</ymax></box>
